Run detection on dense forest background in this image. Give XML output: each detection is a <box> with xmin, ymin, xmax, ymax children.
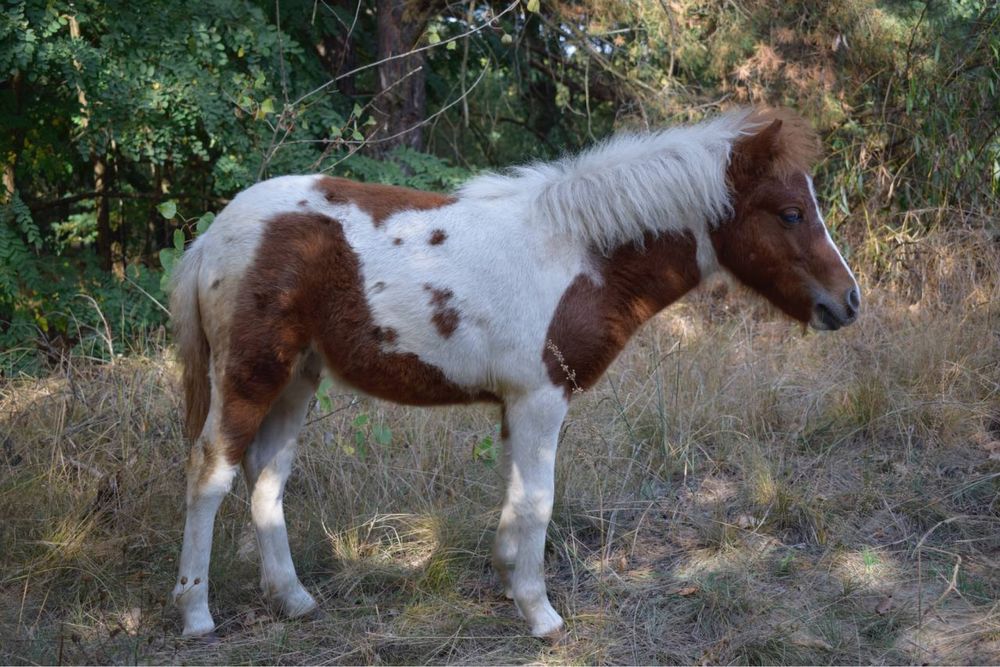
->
<box><xmin>1</xmin><ymin>0</ymin><xmax>998</xmax><ymax>368</ymax></box>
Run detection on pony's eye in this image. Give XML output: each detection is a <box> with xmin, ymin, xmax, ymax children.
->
<box><xmin>780</xmin><ymin>208</ymin><xmax>803</xmax><ymax>224</ymax></box>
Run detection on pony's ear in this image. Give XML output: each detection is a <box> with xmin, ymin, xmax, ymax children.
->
<box><xmin>729</xmin><ymin>118</ymin><xmax>784</xmax><ymax>185</ymax></box>
<box><xmin>744</xmin><ymin>118</ymin><xmax>783</xmax><ymax>163</ymax></box>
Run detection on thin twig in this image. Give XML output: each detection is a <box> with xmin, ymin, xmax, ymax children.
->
<box><xmin>292</xmin><ymin>1</ymin><xmax>519</xmax><ymax>108</ymax></box>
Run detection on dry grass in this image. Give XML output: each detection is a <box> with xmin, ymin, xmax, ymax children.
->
<box><xmin>2</xmin><ymin>229</ymin><xmax>999</xmax><ymax>665</ymax></box>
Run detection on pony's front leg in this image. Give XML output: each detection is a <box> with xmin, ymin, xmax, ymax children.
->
<box><xmin>493</xmin><ymin>387</ymin><xmax>568</xmax><ymax>638</ymax></box>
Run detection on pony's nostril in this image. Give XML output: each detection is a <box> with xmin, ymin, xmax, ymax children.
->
<box><xmin>845</xmin><ymin>287</ymin><xmax>860</xmax><ymax>318</ymax></box>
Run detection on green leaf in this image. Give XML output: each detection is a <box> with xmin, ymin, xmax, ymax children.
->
<box><xmin>473</xmin><ymin>435</ymin><xmax>497</xmax><ymax>466</ymax></box>
<box><xmin>196</xmin><ymin>212</ymin><xmax>215</xmax><ymax>235</ymax></box>
<box><xmin>352</xmin><ymin>103</ymin><xmax>363</xmax><ymax>118</ymax></box>
<box><xmin>259</xmin><ymin>97</ymin><xmax>275</xmax><ymax>115</ymax></box>
<box><xmin>159</xmin><ymin>248</ymin><xmax>176</xmax><ymax>272</ymax></box>
<box><xmin>373</xmin><ymin>425</ymin><xmax>392</xmax><ymax>446</ymax></box>
<box><xmin>526</xmin><ymin>0</ymin><xmax>540</xmax><ymax>13</ymax></box>
<box><xmin>157</xmin><ymin>200</ymin><xmax>177</xmax><ymax>219</ymax></box>
<box><xmin>173</xmin><ymin>229</ymin><xmax>185</xmax><ymax>251</ymax></box>
<box><xmin>351</xmin><ymin>129</ymin><xmax>364</xmax><ymax>141</ymax></box>
<box><xmin>446</xmin><ymin>40</ymin><xmax>457</xmax><ymax>51</ymax></box>
<box><xmin>353</xmin><ymin>413</ymin><xmax>369</xmax><ymax>428</ymax></box>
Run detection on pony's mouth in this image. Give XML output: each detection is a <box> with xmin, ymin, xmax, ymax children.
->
<box><xmin>809</xmin><ymin>290</ymin><xmax>859</xmax><ymax>331</ymax></box>
<box><xmin>811</xmin><ymin>302</ymin><xmax>844</xmax><ymax>330</ymax></box>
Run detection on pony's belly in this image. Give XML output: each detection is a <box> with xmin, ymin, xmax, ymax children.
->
<box><xmin>317</xmin><ymin>348</ymin><xmax>499</xmax><ymax>406</ymax></box>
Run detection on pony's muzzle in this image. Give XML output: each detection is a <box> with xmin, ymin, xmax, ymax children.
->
<box><xmin>811</xmin><ymin>286</ymin><xmax>860</xmax><ymax>331</ymax></box>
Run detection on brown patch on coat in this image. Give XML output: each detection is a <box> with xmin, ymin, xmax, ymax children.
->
<box><xmin>428</xmin><ymin>229</ymin><xmax>447</xmax><ymax>245</ymax></box>
<box><xmin>297</xmin><ymin>199</ymin><xmax>309</xmax><ymax>207</ymax></box>
<box><xmin>221</xmin><ymin>212</ymin><xmax>494</xmax><ymax>463</ymax></box>
<box><xmin>314</xmin><ymin>176</ymin><xmax>456</xmax><ymax>227</ymax></box>
<box><xmin>393</xmin><ymin>237</ymin><xmax>403</xmax><ymax>246</ymax></box>
<box><xmin>423</xmin><ymin>284</ymin><xmax>460</xmax><ymax>338</ymax></box>
<box><xmin>544</xmin><ymin>232</ymin><xmax>701</xmax><ymax>396</ymax></box>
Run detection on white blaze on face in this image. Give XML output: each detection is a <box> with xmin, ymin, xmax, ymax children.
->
<box><xmin>805</xmin><ymin>174</ymin><xmax>859</xmax><ymax>291</ymax></box>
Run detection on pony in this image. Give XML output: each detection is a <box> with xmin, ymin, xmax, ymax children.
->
<box><xmin>169</xmin><ymin>107</ymin><xmax>860</xmax><ymax>639</ymax></box>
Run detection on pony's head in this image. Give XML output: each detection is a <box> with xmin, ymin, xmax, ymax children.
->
<box><xmin>713</xmin><ymin>109</ymin><xmax>860</xmax><ymax>330</ymax></box>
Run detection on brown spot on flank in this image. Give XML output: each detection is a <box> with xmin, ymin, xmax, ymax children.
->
<box><xmin>222</xmin><ymin>212</ymin><xmax>493</xmax><ymax>464</ymax></box>
<box><xmin>424</xmin><ymin>284</ymin><xmax>453</xmax><ymax>306</ymax></box>
<box><xmin>429</xmin><ymin>229</ymin><xmax>447</xmax><ymax>245</ymax></box>
<box><xmin>297</xmin><ymin>199</ymin><xmax>309</xmax><ymax>207</ymax></box>
<box><xmin>210</xmin><ymin>278</ymin><xmax>222</xmax><ymax>290</ymax></box>
<box><xmin>393</xmin><ymin>237</ymin><xmax>403</xmax><ymax>246</ymax></box>
<box><xmin>423</xmin><ymin>284</ymin><xmax>460</xmax><ymax>338</ymax></box>
<box><xmin>314</xmin><ymin>176</ymin><xmax>456</xmax><ymax>227</ymax></box>
<box><xmin>180</xmin><ymin>576</ymin><xmax>188</xmax><ymax>585</ymax></box>
<box><xmin>544</xmin><ymin>232</ymin><xmax>701</xmax><ymax>397</ymax></box>
<box><xmin>374</xmin><ymin>326</ymin><xmax>398</xmax><ymax>344</ymax></box>
<box><xmin>193</xmin><ymin>577</ymin><xmax>201</xmax><ymax>585</ymax></box>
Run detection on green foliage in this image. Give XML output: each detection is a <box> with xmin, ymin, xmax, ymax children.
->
<box><xmin>1</xmin><ymin>0</ymin><xmax>997</xmax><ymax>371</ymax></box>
<box><xmin>340</xmin><ymin>147</ymin><xmax>471</xmax><ymax>190</ymax></box>
<box><xmin>342</xmin><ymin>412</ymin><xmax>393</xmax><ymax>459</ymax></box>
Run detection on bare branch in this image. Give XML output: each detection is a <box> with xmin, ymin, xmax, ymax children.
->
<box><xmin>292</xmin><ymin>1</ymin><xmax>519</xmax><ymax>107</ymax></box>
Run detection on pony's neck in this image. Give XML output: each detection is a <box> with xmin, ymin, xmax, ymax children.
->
<box><xmin>544</xmin><ymin>231</ymin><xmax>702</xmax><ymax>395</ymax></box>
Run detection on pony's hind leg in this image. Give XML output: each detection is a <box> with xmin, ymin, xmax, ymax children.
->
<box><xmin>172</xmin><ymin>374</ymin><xmax>241</xmax><ymax>637</ymax></box>
<box><xmin>173</xmin><ymin>352</ymin><xmax>294</xmax><ymax>635</ymax></box>
<box><xmin>493</xmin><ymin>387</ymin><xmax>568</xmax><ymax>638</ymax></box>
<box><xmin>242</xmin><ymin>352</ymin><xmax>322</xmax><ymax>618</ymax></box>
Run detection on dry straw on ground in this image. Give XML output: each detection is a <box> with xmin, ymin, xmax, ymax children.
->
<box><xmin>1</xmin><ymin>229</ymin><xmax>998</xmax><ymax>664</ymax></box>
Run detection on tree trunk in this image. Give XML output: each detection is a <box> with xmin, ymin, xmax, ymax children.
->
<box><xmin>94</xmin><ymin>153</ymin><xmax>113</xmax><ymax>272</ymax></box>
<box><xmin>371</xmin><ymin>0</ymin><xmax>431</xmax><ymax>156</ymax></box>
<box><xmin>2</xmin><ymin>71</ymin><xmax>24</xmax><ymax>203</ymax></box>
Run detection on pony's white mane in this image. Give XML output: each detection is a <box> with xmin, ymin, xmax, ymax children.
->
<box><xmin>458</xmin><ymin>108</ymin><xmax>756</xmax><ymax>259</ymax></box>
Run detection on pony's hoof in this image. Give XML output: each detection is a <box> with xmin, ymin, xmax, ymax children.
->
<box><xmin>269</xmin><ymin>585</ymin><xmax>318</xmax><ymax>619</ymax></box>
<box><xmin>528</xmin><ymin>606</ymin><xmax>564</xmax><ymax>639</ymax></box>
<box><xmin>181</xmin><ymin>626</ymin><xmax>220</xmax><ymax>643</ymax></box>
<box><xmin>299</xmin><ymin>605</ymin><xmax>327</xmax><ymax>622</ymax></box>
<box><xmin>180</xmin><ymin>614</ymin><xmax>216</xmax><ymax>638</ymax></box>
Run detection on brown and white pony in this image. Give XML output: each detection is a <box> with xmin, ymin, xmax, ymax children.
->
<box><xmin>169</xmin><ymin>107</ymin><xmax>859</xmax><ymax>638</ymax></box>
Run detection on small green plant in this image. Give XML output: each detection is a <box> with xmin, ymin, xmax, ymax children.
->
<box><xmin>861</xmin><ymin>547</ymin><xmax>880</xmax><ymax>571</ymax></box>
<box><xmin>157</xmin><ymin>203</ymin><xmax>214</xmax><ymax>293</ymax></box>
<box><xmin>342</xmin><ymin>412</ymin><xmax>393</xmax><ymax>459</ymax></box>
<box><xmin>315</xmin><ymin>377</ymin><xmax>335</xmax><ymax>412</ymax></box>
<box><xmin>472</xmin><ymin>424</ymin><xmax>500</xmax><ymax>466</ymax></box>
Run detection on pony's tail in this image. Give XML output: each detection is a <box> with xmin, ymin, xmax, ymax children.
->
<box><xmin>169</xmin><ymin>241</ymin><xmax>211</xmax><ymax>442</ymax></box>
